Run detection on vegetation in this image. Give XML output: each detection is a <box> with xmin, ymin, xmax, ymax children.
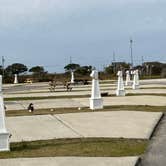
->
<box><xmin>64</xmin><ymin>63</ymin><xmax>80</xmax><ymax>72</ymax></box>
<box><xmin>29</xmin><ymin>66</ymin><xmax>45</xmax><ymax>74</ymax></box>
<box><xmin>5</xmin><ymin>63</ymin><xmax>28</xmax><ymax>75</ymax></box>
<box><xmin>29</xmin><ymin>66</ymin><xmax>47</xmax><ymax>82</ymax></box>
<box><xmin>4</xmin><ymin>92</ymin><xmax>166</xmax><ymax>101</ymax></box>
<box><xmin>2</xmin><ymin>61</ymin><xmax>166</xmax><ymax>83</ymax></box>
<box><xmin>0</xmin><ymin>138</ymin><xmax>148</xmax><ymax>158</ymax></box>
<box><xmin>6</xmin><ymin>105</ymin><xmax>166</xmax><ymax>117</ymax></box>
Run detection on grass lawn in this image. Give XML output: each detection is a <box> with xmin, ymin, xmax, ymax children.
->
<box><xmin>4</xmin><ymin>93</ymin><xmax>166</xmax><ymax>101</ymax></box>
<box><xmin>6</xmin><ymin>105</ymin><xmax>166</xmax><ymax>117</ymax></box>
<box><xmin>0</xmin><ymin>138</ymin><xmax>148</xmax><ymax>158</ymax></box>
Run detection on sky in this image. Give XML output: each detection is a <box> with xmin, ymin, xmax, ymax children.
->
<box><xmin>0</xmin><ymin>0</ymin><xmax>166</xmax><ymax>73</ymax></box>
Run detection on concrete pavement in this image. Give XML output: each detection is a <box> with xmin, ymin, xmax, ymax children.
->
<box><xmin>6</xmin><ymin>111</ymin><xmax>162</xmax><ymax>142</ymax></box>
<box><xmin>3</xmin><ymin>88</ymin><xmax>166</xmax><ymax>98</ymax></box>
<box><xmin>5</xmin><ymin>95</ymin><xmax>166</xmax><ymax>111</ymax></box>
<box><xmin>3</xmin><ymin>79</ymin><xmax>166</xmax><ymax>96</ymax></box>
<box><xmin>0</xmin><ymin>157</ymin><xmax>139</xmax><ymax>166</ymax></box>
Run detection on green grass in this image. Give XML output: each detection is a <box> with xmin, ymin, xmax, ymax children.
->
<box><xmin>6</xmin><ymin>105</ymin><xmax>166</xmax><ymax>117</ymax></box>
<box><xmin>141</xmin><ymin>87</ymin><xmax>166</xmax><ymax>89</ymax></box>
<box><xmin>126</xmin><ymin>93</ymin><xmax>166</xmax><ymax>97</ymax></box>
<box><xmin>4</xmin><ymin>92</ymin><xmax>166</xmax><ymax>101</ymax></box>
<box><xmin>4</xmin><ymin>95</ymin><xmax>90</xmax><ymax>101</ymax></box>
<box><xmin>0</xmin><ymin>138</ymin><xmax>148</xmax><ymax>158</ymax></box>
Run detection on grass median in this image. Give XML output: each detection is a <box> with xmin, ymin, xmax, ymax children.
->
<box><xmin>0</xmin><ymin>138</ymin><xmax>148</xmax><ymax>158</ymax></box>
<box><xmin>6</xmin><ymin>105</ymin><xmax>166</xmax><ymax>117</ymax></box>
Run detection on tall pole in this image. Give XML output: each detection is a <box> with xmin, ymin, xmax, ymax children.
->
<box><xmin>113</xmin><ymin>51</ymin><xmax>116</xmax><ymax>74</ymax></box>
<box><xmin>130</xmin><ymin>38</ymin><xmax>133</xmax><ymax>68</ymax></box>
<box><xmin>2</xmin><ymin>56</ymin><xmax>5</xmax><ymax>79</ymax></box>
<box><xmin>141</xmin><ymin>56</ymin><xmax>144</xmax><ymax>66</ymax></box>
<box><xmin>70</xmin><ymin>56</ymin><xmax>72</xmax><ymax>65</ymax></box>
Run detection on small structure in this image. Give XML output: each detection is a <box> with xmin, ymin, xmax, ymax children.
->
<box><xmin>132</xmin><ymin>69</ymin><xmax>139</xmax><ymax>89</ymax></box>
<box><xmin>116</xmin><ymin>71</ymin><xmax>125</xmax><ymax>96</ymax></box>
<box><xmin>0</xmin><ymin>75</ymin><xmax>10</xmax><ymax>151</ymax></box>
<box><xmin>125</xmin><ymin>70</ymin><xmax>131</xmax><ymax>86</ymax></box>
<box><xmin>14</xmin><ymin>74</ymin><xmax>18</xmax><ymax>84</ymax></box>
<box><xmin>70</xmin><ymin>71</ymin><xmax>75</xmax><ymax>84</ymax></box>
<box><xmin>90</xmin><ymin>70</ymin><xmax>103</xmax><ymax>110</ymax></box>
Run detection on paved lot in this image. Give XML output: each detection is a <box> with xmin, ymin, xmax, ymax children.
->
<box><xmin>6</xmin><ymin>111</ymin><xmax>162</xmax><ymax>142</ymax></box>
<box><xmin>5</xmin><ymin>95</ymin><xmax>166</xmax><ymax>111</ymax></box>
<box><xmin>0</xmin><ymin>157</ymin><xmax>139</xmax><ymax>166</ymax></box>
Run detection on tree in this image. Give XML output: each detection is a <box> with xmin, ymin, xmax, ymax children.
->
<box><xmin>75</xmin><ymin>66</ymin><xmax>92</xmax><ymax>75</ymax></box>
<box><xmin>5</xmin><ymin>63</ymin><xmax>28</xmax><ymax>76</ymax></box>
<box><xmin>0</xmin><ymin>66</ymin><xmax>3</xmax><ymax>75</ymax></box>
<box><xmin>29</xmin><ymin>66</ymin><xmax>45</xmax><ymax>74</ymax></box>
<box><xmin>29</xmin><ymin>66</ymin><xmax>47</xmax><ymax>82</ymax></box>
<box><xmin>104</xmin><ymin>65</ymin><xmax>114</xmax><ymax>75</ymax></box>
<box><xmin>64</xmin><ymin>63</ymin><xmax>80</xmax><ymax>72</ymax></box>
<box><xmin>143</xmin><ymin>62</ymin><xmax>163</xmax><ymax>75</ymax></box>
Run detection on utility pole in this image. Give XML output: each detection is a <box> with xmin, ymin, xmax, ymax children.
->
<box><xmin>130</xmin><ymin>38</ymin><xmax>133</xmax><ymax>68</ymax></box>
<box><xmin>2</xmin><ymin>56</ymin><xmax>5</xmax><ymax>78</ymax></box>
<box><xmin>141</xmin><ymin>56</ymin><xmax>144</xmax><ymax>66</ymax></box>
<box><xmin>70</xmin><ymin>56</ymin><xmax>72</xmax><ymax>65</ymax></box>
<box><xmin>112</xmin><ymin>51</ymin><xmax>116</xmax><ymax>74</ymax></box>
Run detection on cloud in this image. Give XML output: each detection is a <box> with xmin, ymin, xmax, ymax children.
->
<box><xmin>0</xmin><ymin>0</ymin><xmax>166</xmax><ymax>72</ymax></box>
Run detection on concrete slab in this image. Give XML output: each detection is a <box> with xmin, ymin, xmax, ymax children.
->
<box><xmin>55</xmin><ymin>111</ymin><xmax>162</xmax><ymax>139</ymax></box>
<box><xmin>74</xmin><ymin>95</ymin><xmax>166</xmax><ymax>107</ymax></box>
<box><xmin>0</xmin><ymin>157</ymin><xmax>139</xmax><ymax>166</ymax></box>
<box><xmin>6</xmin><ymin>111</ymin><xmax>162</xmax><ymax>142</ymax></box>
<box><xmin>3</xmin><ymin>85</ymin><xmax>166</xmax><ymax>98</ymax></box>
<box><xmin>5</xmin><ymin>95</ymin><xmax>166</xmax><ymax>111</ymax></box>
<box><xmin>6</xmin><ymin>115</ymin><xmax>78</xmax><ymax>142</ymax></box>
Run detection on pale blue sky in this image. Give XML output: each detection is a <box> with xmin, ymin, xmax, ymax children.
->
<box><xmin>0</xmin><ymin>0</ymin><xmax>166</xmax><ymax>72</ymax></box>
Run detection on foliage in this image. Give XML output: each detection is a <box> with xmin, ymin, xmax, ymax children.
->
<box><xmin>0</xmin><ymin>66</ymin><xmax>3</xmax><ymax>75</ymax></box>
<box><xmin>64</xmin><ymin>63</ymin><xmax>80</xmax><ymax>72</ymax></box>
<box><xmin>161</xmin><ymin>68</ymin><xmax>166</xmax><ymax>78</ymax></box>
<box><xmin>104</xmin><ymin>62</ymin><xmax>130</xmax><ymax>75</ymax></box>
<box><xmin>29</xmin><ymin>66</ymin><xmax>47</xmax><ymax>82</ymax></box>
<box><xmin>104</xmin><ymin>65</ymin><xmax>114</xmax><ymax>75</ymax></box>
<box><xmin>29</xmin><ymin>66</ymin><xmax>45</xmax><ymax>74</ymax></box>
<box><xmin>143</xmin><ymin>61</ymin><xmax>163</xmax><ymax>75</ymax></box>
<box><xmin>5</xmin><ymin>63</ymin><xmax>28</xmax><ymax>75</ymax></box>
<box><xmin>75</xmin><ymin>66</ymin><xmax>92</xmax><ymax>75</ymax></box>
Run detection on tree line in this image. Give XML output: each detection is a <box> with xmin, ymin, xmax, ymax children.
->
<box><xmin>1</xmin><ymin>61</ymin><xmax>166</xmax><ymax>83</ymax></box>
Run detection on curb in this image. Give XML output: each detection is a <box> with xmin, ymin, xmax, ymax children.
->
<box><xmin>135</xmin><ymin>157</ymin><xmax>142</xmax><ymax>166</ymax></box>
<box><xmin>149</xmin><ymin>112</ymin><xmax>164</xmax><ymax>139</ymax></box>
